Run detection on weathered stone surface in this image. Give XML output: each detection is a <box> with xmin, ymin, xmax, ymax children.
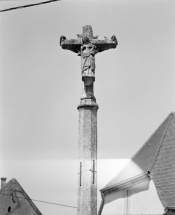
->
<box><xmin>81</xmin><ymin>40</ymin><xmax>96</xmax><ymax>78</ymax></box>
<box><xmin>82</xmin><ymin>25</ymin><xmax>93</xmax><ymax>40</ymax></box>
<box><xmin>60</xmin><ymin>25</ymin><xmax>117</xmax><ymax>215</ymax></box>
<box><xmin>60</xmin><ymin>25</ymin><xmax>118</xmax><ymax>78</ymax></box>
<box><xmin>78</xmin><ymin>105</ymin><xmax>98</xmax><ymax>215</ymax></box>
<box><xmin>60</xmin><ymin>35</ymin><xmax>118</xmax><ymax>53</ymax></box>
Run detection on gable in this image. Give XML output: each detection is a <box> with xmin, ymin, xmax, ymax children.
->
<box><xmin>100</xmin><ymin>112</ymin><xmax>175</xmax><ymax>211</ymax></box>
<box><xmin>103</xmin><ymin>113</ymin><xmax>173</xmax><ymax>190</ymax></box>
<box><xmin>0</xmin><ymin>179</ymin><xmax>42</xmax><ymax>215</ymax></box>
<box><xmin>151</xmin><ymin>113</ymin><xmax>175</xmax><ymax>208</ymax></box>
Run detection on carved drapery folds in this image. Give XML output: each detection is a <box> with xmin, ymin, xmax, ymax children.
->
<box><xmin>60</xmin><ymin>25</ymin><xmax>118</xmax><ymax>79</ymax></box>
<box><xmin>60</xmin><ymin>25</ymin><xmax>118</xmax><ymax>99</ymax></box>
<box><xmin>81</xmin><ymin>36</ymin><xmax>97</xmax><ymax>78</ymax></box>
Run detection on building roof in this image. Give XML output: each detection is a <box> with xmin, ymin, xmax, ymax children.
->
<box><xmin>101</xmin><ymin>112</ymin><xmax>175</xmax><ymax>209</ymax></box>
<box><xmin>0</xmin><ymin>178</ymin><xmax>42</xmax><ymax>215</ymax></box>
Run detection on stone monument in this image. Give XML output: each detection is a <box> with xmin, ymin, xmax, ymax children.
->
<box><xmin>60</xmin><ymin>25</ymin><xmax>118</xmax><ymax>215</ymax></box>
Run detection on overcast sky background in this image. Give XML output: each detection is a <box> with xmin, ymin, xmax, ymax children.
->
<box><xmin>0</xmin><ymin>0</ymin><xmax>175</xmax><ymax>214</ymax></box>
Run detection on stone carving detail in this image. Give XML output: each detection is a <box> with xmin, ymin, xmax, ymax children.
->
<box><xmin>60</xmin><ymin>25</ymin><xmax>118</xmax><ymax>79</ymax></box>
<box><xmin>60</xmin><ymin>36</ymin><xmax>66</xmax><ymax>46</ymax></box>
<box><xmin>81</xmin><ymin>36</ymin><xmax>97</xmax><ymax>77</ymax></box>
<box><xmin>111</xmin><ymin>35</ymin><xmax>117</xmax><ymax>43</ymax></box>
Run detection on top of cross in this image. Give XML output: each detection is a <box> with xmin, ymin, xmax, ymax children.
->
<box><xmin>60</xmin><ymin>25</ymin><xmax>118</xmax><ymax>54</ymax></box>
<box><xmin>82</xmin><ymin>25</ymin><xmax>94</xmax><ymax>40</ymax></box>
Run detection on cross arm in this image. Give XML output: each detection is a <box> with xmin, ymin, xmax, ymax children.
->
<box><xmin>60</xmin><ymin>34</ymin><xmax>118</xmax><ymax>54</ymax></box>
<box><xmin>92</xmin><ymin>35</ymin><xmax>118</xmax><ymax>53</ymax></box>
<box><xmin>60</xmin><ymin>36</ymin><xmax>82</xmax><ymax>54</ymax></box>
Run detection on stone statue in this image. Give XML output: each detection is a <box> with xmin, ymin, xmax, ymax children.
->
<box><xmin>60</xmin><ymin>25</ymin><xmax>118</xmax><ymax>79</ymax></box>
<box><xmin>81</xmin><ymin>36</ymin><xmax>97</xmax><ymax>77</ymax></box>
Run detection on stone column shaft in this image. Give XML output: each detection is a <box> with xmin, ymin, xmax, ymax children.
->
<box><xmin>77</xmin><ymin>97</ymin><xmax>98</xmax><ymax>215</ymax></box>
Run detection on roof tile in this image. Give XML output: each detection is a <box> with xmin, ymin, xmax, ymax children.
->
<box><xmin>102</xmin><ymin>112</ymin><xmax>175</xmax><ymax>208</ymax></box>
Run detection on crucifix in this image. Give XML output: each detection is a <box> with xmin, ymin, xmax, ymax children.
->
<box><xmin>60</xmin><ymin>25</ymin><xmax>118</xmax><ymax>215</ymax></box>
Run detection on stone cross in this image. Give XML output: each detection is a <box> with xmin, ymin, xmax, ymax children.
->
<box><xmin>60</xmin><ymin>26</ymin><xmax>117</xmax><ymax>74</ymax></box>
<box><xmin>60</xmin><ymin>25</ymin><xmax>117</xmax><ymax>99</ymax></box>
<box><xmin>60</xmin><ymin>25</ymin><xmax>117</xmax><ymax>215</ymax></box>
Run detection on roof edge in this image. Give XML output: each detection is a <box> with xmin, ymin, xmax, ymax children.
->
<box><xmin>131</xmin><ymin>113</ymin><xmax>174</xmax><ymax>164</ymax></box>
<box><xmin>101</xmin><ymin>172</ymin><xmax>150</xmax><ymax>196</ymax></box>
<box><xmin>148</xmin><ymin>112</ymin><xmax>174</xmax><ymax>172</ymax></box>
<box><xmin>0</xmin><ymin>178</ymin><xmax>42</xmax><ymax>215</ymax></box>
<box><xmin>15</xmin><ymin>183</ymin><xmax>42</xmax><ymax>215</ymax></box>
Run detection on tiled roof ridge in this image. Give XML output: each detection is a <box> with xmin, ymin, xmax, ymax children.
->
<box><xmin>130</xmin><ymin>113</ymin><xmax>174</xmax><ymax>170</ymax></box>
<box><xmin>148</xmin><ymin>112</ymin><xmax>173</xmax><ymax>172</ymax></box>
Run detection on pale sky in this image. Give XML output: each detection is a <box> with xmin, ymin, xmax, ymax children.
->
<box><xmin>0</xmin><ymin>0</ymin><xmax>175</xmax><ymax>214</ymax></box>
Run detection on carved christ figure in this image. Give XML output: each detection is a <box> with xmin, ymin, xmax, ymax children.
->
<box><xmin>60</xmin><ymin>25</ymin><xmax>118</xmax><ymax>79</ymax></box>
<box><xmin>81</xmin><ymin>37</ymin><xmax>97</xmax><ymax>77</ymax></box>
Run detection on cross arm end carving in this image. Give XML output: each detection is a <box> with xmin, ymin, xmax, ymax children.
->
<box><xmin>92</xmin><ymin>35</ymin><xmax>118</xmax><ymax>53</ymax></box>
<box><xmin>60</xmin><ymin>36</ymin><xmax>81</xmax><ymax>54</ymax></box>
